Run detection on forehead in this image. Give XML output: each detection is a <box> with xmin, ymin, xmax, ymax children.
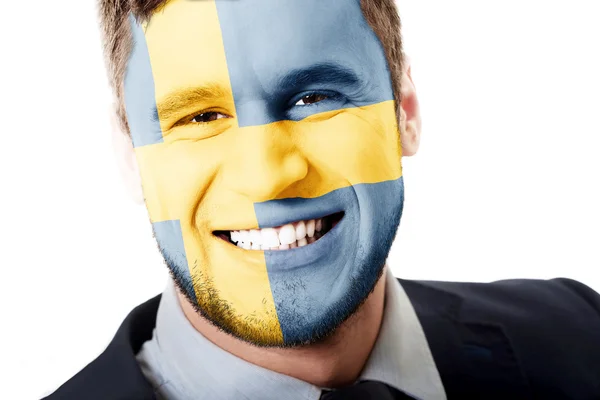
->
<box><xmin>148</xmin><ymin>0</ymin><xmax>390</xmax><ymax>90</ymax></box>
<box><xmin>215</xmin><ymin>0</ymin><xmax>383</xmax><ymax>88</ymax></box>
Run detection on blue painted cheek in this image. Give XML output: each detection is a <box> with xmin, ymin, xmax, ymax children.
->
<box><xmin>153</xmin><ymin>220</ymin><xmax>198</xmax><ymax>304</ymax></box>
<box><xmin>255</xmin><ymin>178</ymin><xmax>404</xmax><ymax>344</ymax></box>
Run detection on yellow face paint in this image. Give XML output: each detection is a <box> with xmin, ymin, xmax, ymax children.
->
<box><xmin>124</xmin><ymin>0</ymin><xmax>403</xmax><ymax>346</ymax></box>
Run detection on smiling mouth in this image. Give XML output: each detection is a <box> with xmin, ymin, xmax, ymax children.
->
<box><xmin>213</xmin><ymin>212</ymin><xmax>344</xmax><ymax>250</ymax></box>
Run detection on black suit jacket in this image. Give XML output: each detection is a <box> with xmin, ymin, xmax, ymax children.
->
<box><xmin>44</xmin><ymin>278</ymin><xmax>600</xmax><ymax>400</ymax></box>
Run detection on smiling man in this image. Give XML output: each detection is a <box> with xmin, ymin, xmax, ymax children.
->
<box><xmin>45</xmin><ymin>0</ymin><xmax>600</xmax><ymax>399</ymax></box>
<box><xmin>128</xmin><ymin>0</ymin><xmax>405</xmax><ymax>348</ymax></box>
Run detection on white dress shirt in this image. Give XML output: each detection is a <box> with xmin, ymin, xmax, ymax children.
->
<box><xmin>136</xmin><ymin>267</ymin><xmax>446</xmax><ymax>400</ymax></box>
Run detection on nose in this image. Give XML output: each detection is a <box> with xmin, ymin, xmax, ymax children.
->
<box><xmin>224</xmin><ymin>124</ymin><xmax>308</xmax><ymax>202</ymax></box>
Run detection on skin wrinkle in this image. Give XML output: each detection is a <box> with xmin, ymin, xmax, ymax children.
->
<box><xmin>191</xmin><ymin>169</ymin><xmax>218</xmax><ymax>232</ymax></box>
<box><xmin>156</xmin><ymin>85</ymin><xmax>232</xmax><ymax>125</ymax></box>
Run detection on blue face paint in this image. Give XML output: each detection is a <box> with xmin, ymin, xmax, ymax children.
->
<box><xmin>124</xmin><ymin>15</ymin><xmax>164</xmax><ymax>147</ymax></box>
<box><xmin>214</xmin><ymin>0</ymin><xmax>395</xmax><ymax>126</ymax></box>
<box><xmin>258</xmin><ymin>178</ymin><xmax>404</xmax><ymax>343</ymax></box>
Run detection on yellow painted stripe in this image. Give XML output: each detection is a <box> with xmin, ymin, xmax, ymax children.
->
<box><xmin>138</xmin><ymin>0</ymin><xmax>282</xmax><ymax>343</ymax></box>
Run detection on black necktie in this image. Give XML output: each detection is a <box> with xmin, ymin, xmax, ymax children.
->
<box><xmin>320</xmin><ymin>380</ymin><xmax>417</xmax><ymax>400</ymax></box>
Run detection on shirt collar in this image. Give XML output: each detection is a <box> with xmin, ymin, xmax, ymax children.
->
<box><xmin>139</xmin><ymin>267</ymin><xmax>446</xmax><ymax>400</ymax></box>
<box><xmin>360</xmin><ymin>268</ymin><xmax>446</xmax><ymax>400</ymax></box>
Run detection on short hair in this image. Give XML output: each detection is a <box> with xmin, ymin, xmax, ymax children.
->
<box><xmin>98</xmin><ymin>0</ymin><xmax>404</xmax><ymax>135</ymax></box>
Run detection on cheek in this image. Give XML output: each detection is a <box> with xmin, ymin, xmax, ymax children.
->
<box><xmin>136</xmin><ymin>139</ymin><xmax>281</xmax><ymax>339</ymax></box>
<box><xmin>134</xmin><ymin>140</ymin><xmax>222</xmax><ymax>226</ymax></box>
<box><xmin>298</xmin><ymin>101</ymin><xmax>402</xmax><ymax>189</ymax></box>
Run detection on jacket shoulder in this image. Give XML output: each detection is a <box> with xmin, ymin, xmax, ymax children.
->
<box><xmin>400</xmin><ymin>277</ymin><xmax>600</xmax><ymax>397</ymax></box>
<box><xmin>402</xmin><ymin>277</ymin><xmax>600</xmax><ymax>319</ymax></box>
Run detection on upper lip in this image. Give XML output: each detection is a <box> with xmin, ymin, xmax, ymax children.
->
<box><xmin>212</xmin><ymin>211</ymin><xmax>342</xmax><ymax>232</ymax></box>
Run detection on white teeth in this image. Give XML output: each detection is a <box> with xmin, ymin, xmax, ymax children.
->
<box><xmin>249</xmin><ymin>229</ymin><xmax>262</xmax><ymax>245</ymax></box>
<box><xmin>229</xmin><ymin>216</ymin><xmax>330</xmax><ymax>250</ymax></box>
<box><xmin>278</xmin><ymin>224</ymin><xmax>296</xmax><ymax>245</ymax></box>
<box><xmin>261</xmin><ymin>228</ymin><xmax>280</xmax><ymax>247</ymax></box>
<box><xmin>295</xmin><ymin>220</ymin><xmax>306</xmax><ymax>240</ymax></box>
<box><xmin>239</xmin><ymin>230</ymin><xmax>250</xmax><ymax>243</ymax></box>
<box><xmin>306</xmin><ymin>219</ymin><xmax>315</xmax><ymax>238</ymax></box>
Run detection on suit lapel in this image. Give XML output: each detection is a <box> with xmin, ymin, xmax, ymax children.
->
<box><xmin>400</xmin><ymin>279</ymin><xmax>532</xmax><ymax>399</ymax></box>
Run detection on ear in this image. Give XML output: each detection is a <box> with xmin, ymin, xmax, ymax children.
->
<box><xmin>110</xmin><ymin>107</ymin><xmax>144</xmax><ymax>204</ymax></box>
<box><xmin>398</xmin><ymin>56</ymin><xmax>422</xmax><ymax>157</ymax></box>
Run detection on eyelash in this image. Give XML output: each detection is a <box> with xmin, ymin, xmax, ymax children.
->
<box><xmin>290</xmin><ymin>90</ymin><xmax>342</xmax><ymax>107</ymax></box>
<box><xmin>178</xmin><ymin>109</ymin><xmax>230</xmax><ymax>126</ymax></box>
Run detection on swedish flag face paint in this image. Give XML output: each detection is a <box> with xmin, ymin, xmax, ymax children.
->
<box><xmin>124</xmin><ymin>0</ymin><xmax>404</xmax><ymax>346</ymax></box>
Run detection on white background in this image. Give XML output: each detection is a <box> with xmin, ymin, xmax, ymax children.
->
<box><xmin>1</xmin><ymin>1</ymin><xmax>599</xmax><ymax>398</ymax></box>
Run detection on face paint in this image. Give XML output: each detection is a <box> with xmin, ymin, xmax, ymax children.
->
<box><xmin>124</xmin><ymin>0</ymin><xmax>404</xmax><ymax>346</ymax></box>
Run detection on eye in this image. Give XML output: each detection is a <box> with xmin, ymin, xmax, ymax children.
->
<box><xmin>295</xmin><ymin>93</ymin><xmax>329</xmax><ymax>106</ymax></box>
<box><xmin>190</xmin><ymin>111</ymin><xmax>230</xmax><ymax>123</ymax></box>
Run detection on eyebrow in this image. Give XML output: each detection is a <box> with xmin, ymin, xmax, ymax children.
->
<box><xmin>276</xmin><ymin>62</ymin><xmax>362</xmax><ymax>92</ymax></box>
<box><xmin>154</xmin><ymin>85</ymin><xmax>230</xmax><ymax>122</ymax></box>
<box><xmin>153</xmin><ymin>63</ymin><xmax>362</xmax><ymax>122</ymax></box>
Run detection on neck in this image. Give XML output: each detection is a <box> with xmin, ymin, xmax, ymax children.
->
<box><xmin>177</xmin><ymin>270</ymin><xmax>387</xmax><ymax>388</ymax></box>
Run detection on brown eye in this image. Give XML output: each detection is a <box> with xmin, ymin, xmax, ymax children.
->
<box><xmin>295</xmin><ymin>93</ymin><xmax>328</xmax><ymax>106</ymax></box>
<box><xmin>191</xmin><ymin>111</ymin><xmax>228</xmax><ymax>123</ymax></box>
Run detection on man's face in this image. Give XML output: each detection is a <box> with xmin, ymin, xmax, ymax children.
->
<box><xmin>124</xmin><ymin>0</ymin><xmax>404</xmax><ymax>346</ymax></box>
